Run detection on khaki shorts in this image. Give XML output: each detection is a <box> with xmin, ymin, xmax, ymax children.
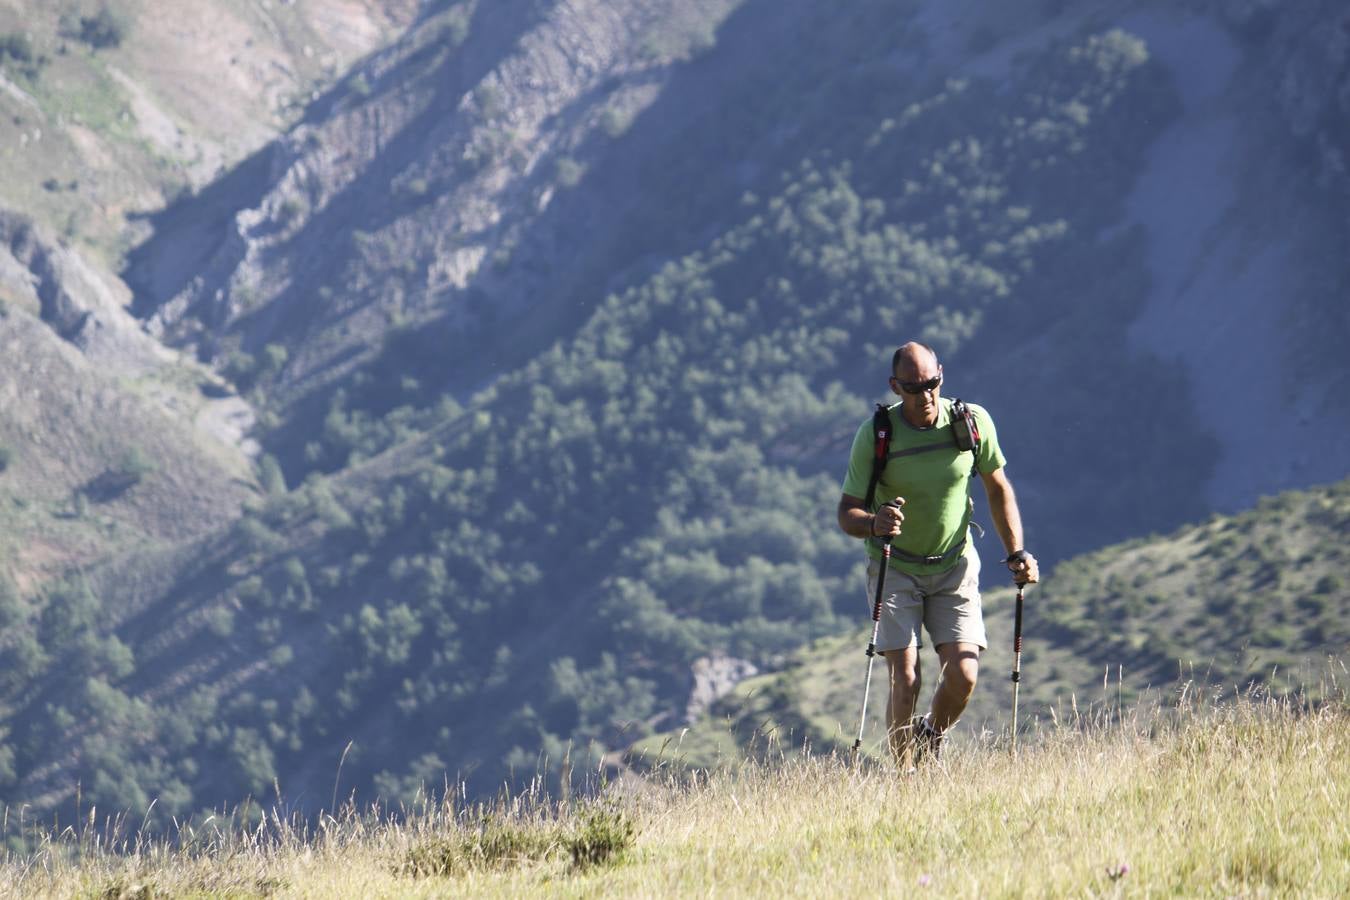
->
<box><xmin>864</xmin><ymin>547</ymin><xmax>987</xmax><ymax>652</ymax></box>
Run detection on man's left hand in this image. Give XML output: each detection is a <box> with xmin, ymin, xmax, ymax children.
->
<box><xmin>1006</xmin><ymin>550</ymin><xmax>1039</xmax><ymax>586</ymax></box>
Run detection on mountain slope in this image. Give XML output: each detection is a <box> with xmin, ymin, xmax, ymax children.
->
<box><xmin>0</xmin><ymin>212</ymin><xmax>256</xmax><ymax>593</ymax></box>
<box><xmin>125</xmin><ymin>0</ymin><xmax>749</xmax><ymax>413</ymax></box>
<box><xmin>1120</xmin><ymin>4</ymin><xmax>1350</xmax><ymax>512</ymax></box>
<box><xmin>0</xmin><ymin>15</ymin><xmax>1262</xmax><ymax>824</ymax></box>
<box><xmin>0</xmin><ymin>0</ymin><xmax>416</xmax><ymax>265</ymax></box>
<box><xmin>0</xmin><ymin>0</ymin><xmax>423</xmax><ymax>591</ymax></box>
<box><xmin>123</xmin><ymin>0</ymin><xmax>1350</xmax><ymax>548</ymax></box>
<box><xmin>0</xmin><ymin>0</ymin><xmax>1346</xmax><ymax>833</ymax></box>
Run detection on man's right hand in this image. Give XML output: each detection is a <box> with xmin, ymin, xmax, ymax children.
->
<box><xmin>871</xmin><ymin>498</ymin><xmax>905</xmax><ymax>539</ymax></box>
<box><xmin>1006</xmin><ymin>550</ymin><xmax>1039</xmax><ymax>586</ymax></box>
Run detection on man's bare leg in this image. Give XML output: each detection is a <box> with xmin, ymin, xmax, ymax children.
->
<box><xmin>929</xmin><ymin>642</ymin><xmax>981</xmax><ymax>733</ymax></box>
<box><xmin>883</xmin><ymin>648</ymin><xmax>921</xmax><ymax>767</ymax></box>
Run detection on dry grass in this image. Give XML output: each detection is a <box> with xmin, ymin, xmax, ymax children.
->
<box><xmin>2</xmin><ymin>686</ymin><xmax>1345</xmax><ymax>898</ymax></box>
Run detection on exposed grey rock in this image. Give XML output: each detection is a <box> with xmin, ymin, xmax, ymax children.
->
<box><xmin>0</xmin><ymin>210</ymin><xmax>167</xmax><ymax>374</ymax></box>
<box><xmin>0</xmin><ymin>209</ymin><xmax>259</xmax><ymax>459</ymax></box>
<box><xmin>685</xmin><ymin>653</ymin><xmax>758</xmax><ymax>723</ymax></box>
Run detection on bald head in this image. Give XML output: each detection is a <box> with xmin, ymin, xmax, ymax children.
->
<box><xmin>889</xmin><ymin>341</ymin><xmax>944</xmax><ymax>425</ymax></box>
<box><xmin>891</xmin><ymin>342</ymin><xmax>939</xmax><ymax>381</ymax></box>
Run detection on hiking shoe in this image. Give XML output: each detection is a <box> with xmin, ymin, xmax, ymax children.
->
<box><xmin>913</xmin><ymin>716</ymin><xmax>945</xmax><ymax>766</ymax></box>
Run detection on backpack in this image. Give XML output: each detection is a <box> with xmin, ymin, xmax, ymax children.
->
<box><xmin>863</xmin><ymin>398</ymin><xmax>980</xmax><ymax>511</ymax></box>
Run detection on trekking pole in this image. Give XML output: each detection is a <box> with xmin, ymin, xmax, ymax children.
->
<box><xmin>1010</xmin><ymin>582</ymin><xmax>1025</xmax><ymax>753</ymax></box>
<box><xmin>851</xmin><ymin>540</ymin><xmax>889</xmax><ymax>760</ymax></box>
<box><xmin>853</xmin><ymin>505</ymin><xmax>899</xmax><ymax>761</ymax></box>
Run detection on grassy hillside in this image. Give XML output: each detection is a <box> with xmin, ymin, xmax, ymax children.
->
<box><xmin>1</xmin><ymin>695</ymin><xmax>1344</xmax><ymax>897</ymax></box>
<box><xmin>0</xmin><ymin>210</ymin><xmax>260</xmax><ymax>595</ymax></box>
<box><xmin>0</xmin><ymin>0</ymin><xmax>414</xmax><ymax>265</ymax></box>
<box><xmin>630</xmin><ymin>478</ymin><xmax>1350</xmax><ymax>767</ymax></box>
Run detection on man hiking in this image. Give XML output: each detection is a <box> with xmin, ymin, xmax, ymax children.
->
<box><xmin>838</xmin><ymin>341</ymin><xmax>1038</xmax><ymax>766</ymax></box>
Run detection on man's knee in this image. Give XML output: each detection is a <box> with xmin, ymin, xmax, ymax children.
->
<box><xmin>885</xmin><ymin>650</ymin><xmax>921</xmax><ymax>695</ymax></box>
<box><xmin>938</xmin><ymin>647</ymin><xmax>979</xmax><ymax>695</ymax></box>
<box><xmin>949</xmin><ymin>660</ymin><xmax>978</xmax><ymax>695</ymax></box>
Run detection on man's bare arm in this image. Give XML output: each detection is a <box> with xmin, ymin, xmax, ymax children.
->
<box><xmin>979</xmin><ymin>467</ymin><xmax>1038</xmax><ymax>584</ymax></box>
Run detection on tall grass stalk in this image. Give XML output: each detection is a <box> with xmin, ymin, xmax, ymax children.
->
<box><xmin>1</xmin><ymin>687</ymin><xmax>1344</xmax><ymax>898</ymax></box>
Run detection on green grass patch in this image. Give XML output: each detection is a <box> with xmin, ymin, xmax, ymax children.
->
<box><xmin>403</xmin><ymin>803</ymin><xmax>637</xmax><ymax>877</ymax></box>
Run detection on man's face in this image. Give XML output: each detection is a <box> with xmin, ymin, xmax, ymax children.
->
<box><xmin>891</xmin><ymin>360</ymin><xmax>943</xmax><ymax>426</ymax></box>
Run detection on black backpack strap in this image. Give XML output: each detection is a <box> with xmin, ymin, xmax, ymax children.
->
<box><xmin>863</xmin><ymin>403</ymin><xmax>893</xmax><ymax>510</ymax></box>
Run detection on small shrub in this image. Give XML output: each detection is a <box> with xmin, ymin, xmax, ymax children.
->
<box><xmin>0</xmin><ymin>444</ymin><xmax>12</xmax><ymax>472</ymax></box>
<box><xmin>565</xmin><ymin>806</ymin><xmax>636</xmax><ymax>870</ymax></box>
<box><xmin>475</xmin><ymin>83</ymin><xmax>504</xmax><ymax>119</ymax></box>
<box><xmin>0</xmin><ymin>33</ymin><xmax>34</xmax><ymax>64</ymax></box>
<box><xmin>1313</xmin><ymin>573</ymin><xmax>1344</xmax><ymax>596</ymax></box>
<box><xmin>1294</xmin><ymin>593</ymin><xmax>1327</xmax><ymax>616</ymax></box>
<box><xmin>600</xmin><ymin>106</ymin><xmax>633</xmax><ymax>138</ymax></box>
<box><xmin>258</xmin><ymin>454</ymin><xmax>287</xmax><ymax>496</ymax></box>
<box><xmin>115</xmin><ymin>446</ymin><xmax>157</xmax><ymax>482</ymax></box>
<box><xmin>233</xmin><ymin>514</ymin><xmax>285</xmax><ymax>555</ymax></box>
<box><xmin>277</xmin><ymin>197</ymin><xmax>306</xmax><ymax>226</ymax></box>
<box><xmin>204</xmin><ymin>605</ymin><xmax>234</xmax><ymax>638</ymax></box>
<box><xmin>0</xmin><ymin>575</ymin><xmax>22</xmax><ymax>627</ymax></box>
<box><xmin>221</xmin><ymin>351</ymin><xmax>257</xmax><ymax>387</ymax></box>
<box><xmin>442</xmin><ymin>7</ymin><xmax>471</xmax><ymax>47</ymax></box>
<box><xmin>261</xmin><ymin>343</ymin><xmax>288</xmax><ymax>376</ymax></box>
<box><xmin>400</xmin><ymin>177</ymin><xmax>429</xmax><ymax>199</ymax></box>
<box><xmin>78</xmin><ymin>6</ymin><xmax>128</xmax><ymax>50</ymax></box>
<box><xmin>80</xmin><ymin>446</ymin><xmax>155</xmax><ymax>501</ymax></box>
<box><xmin>405</xmin><ymin>817</ymin><xmax>555</xmax><ymax>876</ymax></box>
<box><xmin>404</xmin><ymin>805</ymin><xmax>636</xmax><ymax>878</ymax></box>
<box><xmin>555</xmin><ymin>156</ymin><xmax>585</xmax><ymax>188</ymax></box>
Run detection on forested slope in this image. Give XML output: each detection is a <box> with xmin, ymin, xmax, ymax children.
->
<box><xmin>1</xmin><ymin>24</ymin><xmax>1212</xmax><ymax>823</ymax></box>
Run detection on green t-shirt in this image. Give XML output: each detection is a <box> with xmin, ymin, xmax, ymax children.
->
<box><xmin>841</xmin><ymin>398</ymin><xmax>1006</xmax><ymax>575</ymax></box>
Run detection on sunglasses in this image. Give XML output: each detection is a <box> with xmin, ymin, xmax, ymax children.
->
<box><xmin>895</xmin><ymin>373</ymin><xmax>942</xmax><ymax>395</ymax></box>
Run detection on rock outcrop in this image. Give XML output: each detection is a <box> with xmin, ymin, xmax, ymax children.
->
<box><xmin>128</xmin><ymin>0</ymin><xmax>745</xmax><ymax>406</ymax></box>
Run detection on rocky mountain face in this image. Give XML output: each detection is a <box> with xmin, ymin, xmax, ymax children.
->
<box><xmin>0</xmin><ymin>0</ymin><xmax>1346</xmax><ymax>831</ymax></box>
<box><xmin>0</xmin><ymin>0</ymin><xmax>424</xmax><ymax>600</ymax></box>
<box><xmin>127</xmin><ymin>0</ymin><xmax>749</xmax><ymax>412</ymax></box>
<box><xmin>0</xmin><ymin>211</ymin><xmax>256</xmax><ymax>595</ymax></box>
